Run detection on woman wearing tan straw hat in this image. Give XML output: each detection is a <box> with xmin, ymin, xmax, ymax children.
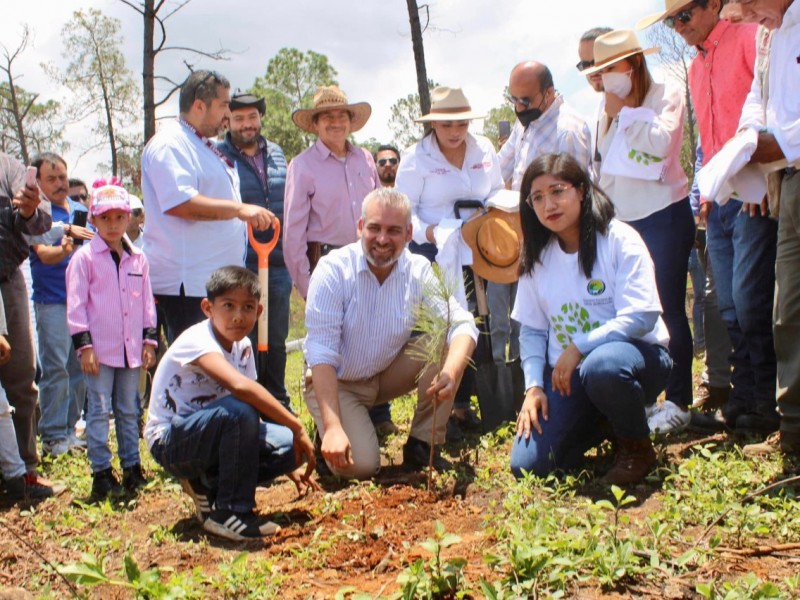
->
<box><xmin>510</xmin><ymin>153</ymin><xmax>671</xmax><ymax>485</ymax></box>
<box><xmin>587</xmin><ymin>29</ymin><xmax>694</xmax><ymax>435</ymax></box>
<box><xmin>395</xmin><ymin>86</ymin><xmax>504</xmax><ymax>439</ymax></box>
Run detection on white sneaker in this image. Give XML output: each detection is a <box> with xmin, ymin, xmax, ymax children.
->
<box><xmin>42</xmin><ymin>438</ymin><xmax>70</xmax><ymax>457</ymax></box>
<box><xmin>67</xmin><ymin>432</ymin><xmax>87</xmax><ymax>449</ymax></box>
<box><xmin>647</xmin><ymin>400</ymin><xmax>690</xmax><ymax>435</ymax></box>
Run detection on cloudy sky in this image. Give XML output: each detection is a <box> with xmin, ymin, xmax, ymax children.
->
<box><xmin>2</xmin><ymin>0</ymin><xmax>666</xmax><ymax>178</ymax></box>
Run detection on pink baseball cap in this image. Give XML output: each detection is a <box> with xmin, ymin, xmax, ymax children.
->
<box><xmin>90</xmin><ymin>182</ymin><xmax>131</xmax><ymax>216</ymax></box>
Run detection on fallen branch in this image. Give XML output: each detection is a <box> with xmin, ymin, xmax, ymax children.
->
<box><xmin>697</xmin><ymin>474</ymin><xmax>800</xmax><ymax>545</ymax></box>
<box><xmin>715</xmin><ymin>543</ymin><xmax>800</xmax><ymax>558</ymax></box>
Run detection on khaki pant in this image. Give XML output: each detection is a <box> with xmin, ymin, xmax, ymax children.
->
<box><xmin>304</xmin><ymin>341</ymin><xmax>454</xmax><ymax>479</ymax></box>
<box><xmin>775</xmin><ymin>169</ymin><xmax>800</xmax><ymax>433</ymax></box>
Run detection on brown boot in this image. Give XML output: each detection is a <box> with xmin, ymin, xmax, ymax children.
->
<box><xmin>603</xmin><ymin>437</ymin><xmax>656</xmax><ymax>485</ymax></box>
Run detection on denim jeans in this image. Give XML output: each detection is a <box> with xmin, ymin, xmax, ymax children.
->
<box><xmin>247</xmin><ymin>265</ymin><xmax>292</xmax><ymax>408</ymax></box>
<box><xmin>35</xmin><ymin>302</ymin><xmax>86</xmax><ymax>442</ymax></box>
<box><xmin>0</xmin><ymin>384</ymin><xmax>26</xmax><ymax>479</ymax></box>
<box><xmin>85</xmin><ymin>365</ymin><xmax>141</xmax><ymax>472</ymax></box>
<box><xmin>150</xmin><ymin>395</ymin><xmax>297</xmax><ymax>512</ymax></box>
<box><xmin>706</xmin><ymin>200</ymin><xmax>777</xmax><ymax>417</ymax></box>
<box><xmin>628</xmin><ymin>198</ymin><xmax>695</xmax><ymax>408</ymax></box>
<box><xmin>487</xmin><ymin>281</ymin><xmax>520</xmax><ymax>363</ymax></box>
<box><xmin>510</xmin><ymin>340</ymin><xmax>672</xmax><ymax>478</ymax></box>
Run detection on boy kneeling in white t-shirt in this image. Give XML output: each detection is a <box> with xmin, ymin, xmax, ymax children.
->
<box><xmin>144</xmin><ymin>266</ymin><xmax>316</xmax><ymax>541</ymax></box>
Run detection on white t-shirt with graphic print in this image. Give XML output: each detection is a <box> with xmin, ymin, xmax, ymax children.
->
<box><xmin>511</xmin><ymin>219</ymin><xmax>669</xmax><ymax>368</ymax></box>
<box><xmin>144</xmin><ymin>319</ymin><xmax>256</xmax><ymax>449</ymax></box>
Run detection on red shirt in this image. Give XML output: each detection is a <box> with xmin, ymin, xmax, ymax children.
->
<box><xmin>689</xmin><ymin>20</ymin><xmax>758</xmax><ymax>165</ymax></box>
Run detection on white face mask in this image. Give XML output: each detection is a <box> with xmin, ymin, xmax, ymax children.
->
<box><xmin>602</xmin><ymin>70</ymin><xmax>633</xmax><ymax>99</ymax></box>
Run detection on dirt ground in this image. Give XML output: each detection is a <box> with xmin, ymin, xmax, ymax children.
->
<box><xmin>1</xmin><ymin>428</ymin><xmax>798</xmax><ymax>599</ymax></box>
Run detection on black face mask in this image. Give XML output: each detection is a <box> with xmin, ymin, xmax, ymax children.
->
<box><xmin>515</xmin><ymin>92</ymin><xmax>548</xmax><ymax>128</ymax></box>
<box><xmin>516</xmin><ymin>107</ymin><xmax>543</xmax><ymax>128</ymax></box>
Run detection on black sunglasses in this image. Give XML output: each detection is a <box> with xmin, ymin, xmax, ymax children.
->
<box><xmin>71</xmin><ymin>193</ymin><xmax>88</xmax><ymax>202</ymax></box>
<box><xmin>132</xmin><ymin>209</ymin><xmax>143</xmax><ymax>217</ymax></box>
<box><xmin>665</xmin><ymin>4</ymin><xmax>697</xmax><ymax>28</ymax></box>
<box><xmin>576</xmin><ymin>60</ymin><xmax>594</xmax><ymax>72</ymax></box>
<box><xmin>377</xmin><ymin>158</ymin><xmax>398</xmax><ymax>167</ymax></box>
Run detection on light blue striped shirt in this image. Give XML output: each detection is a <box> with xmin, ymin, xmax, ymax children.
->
<box><xmin>304</xmin><ymin>243</ymin><xmax>479</xmax><ymax>381</ymax></box>
<box><xmin>498</xmin><ymin>95</ymin><xmax>592</xmax><ymax>191</ymax></box>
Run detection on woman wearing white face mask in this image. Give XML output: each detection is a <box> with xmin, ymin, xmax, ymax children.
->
<box><xmin>583</xmin><ymin>30</ymin><xmax>694</xmax><ymax>435</ymax></box>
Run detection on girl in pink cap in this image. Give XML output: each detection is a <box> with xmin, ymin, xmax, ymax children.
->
<box><xmin>66</xmin><ymin>178</ymin><xmax>158</xmax><ymax>501</ymax></box>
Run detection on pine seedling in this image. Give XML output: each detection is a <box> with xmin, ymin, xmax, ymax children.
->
<box><xmin>406</xmin><ymin>263</ymin><xmax>474</xmax><ymax>488</ymax></box>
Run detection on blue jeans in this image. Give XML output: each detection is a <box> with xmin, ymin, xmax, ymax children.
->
<box><xmin>628</xmin><ymin>199</ymin><xmax>695</xmax><ymax>408</ymax></box>
<box><xmin>85</xmin><ymin>365</ymin><xmax>141</xmax><ymax>472</ymax></box>
<box><xmin>510</xmin><ymin>340</ymin><xmax>672</xmax><ymax>478</ymax></box>
<box><xmin>0</xmin><ymin>384</ymin><xmax>26</xmax><ymax>479</ymax></box>
<box><xmin>247</xmin><ymin>265</ymin><xmax>292</xmax><ymax>408</ymax></box>
<box><xmin>706</xmin><ymin>200</ymin><xmax>777</xmax><ymax>418</ymax></box>
<box><xmin>35</xmin><ymin>302</ymin><xmax>86</xmax><ymax>442</ymax></box>
<box><xmin>150</xmin><ymin>395</ymin><xmax>297</xmax><ymax>512</ymax></box>
<box><xmin>688</xmin><ymin>247</ymin><xmax>705</xmax><ymax>353</ymax></box>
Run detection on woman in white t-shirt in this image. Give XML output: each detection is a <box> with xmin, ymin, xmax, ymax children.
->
<box><xmin>510</xmin><ymin>153</ymin><xmax>672</xmax><ymax>485</ymax></box>
<box><xmin>395</xmin><ymin>86</ymin><xmax>504</xmax><ymax>437</ymax></box>
<box><xmin>583</xmin><ymin>30</ymin><xmax>694</xmax><ymax>434</ymax></box>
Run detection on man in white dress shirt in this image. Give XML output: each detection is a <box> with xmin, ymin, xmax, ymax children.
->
<box><xmin>303</xmin><ymin>187</ymin><xmax>478</xmax><ymax>479</ymax></box>
<box><xmin>141</xmin><ymin>70</ymin><xmax>275</xmax><ymax>343</ymax></box>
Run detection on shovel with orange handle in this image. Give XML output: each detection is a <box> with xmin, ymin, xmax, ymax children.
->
<box><xmin>248</xmin><ymin>219</ymin><xmax>281</xmax><ymax>352</ymax></box>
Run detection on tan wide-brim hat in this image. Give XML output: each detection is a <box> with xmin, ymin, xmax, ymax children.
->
<box><xmin>462</xmin><ymin>190</ymin><xmax>522</xmax><ymax>284</ymax></box>
<box><xmin>416</xmin><ymin>86</ymin><xmax>485</xmax><ymax>122</ymax></box>
<box><xmin>636</xmin><ymin>0</ymin><xmax>695</xmax><ymax>30</ymax></box>
<box><xmin>582</xmin><ymin>30</ymin><xmax>659</xmax><ymax>76</ymax></box>
<box><xmin>292</xmin><ymin>85</ymin><xmax>372</xmax><ymax>133</ymax></box>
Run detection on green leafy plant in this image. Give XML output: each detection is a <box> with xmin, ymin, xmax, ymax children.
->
<box><xmin>396</xmin><ymin>520</ymin><xmax>468</xmax><ymax>599</ymax></box>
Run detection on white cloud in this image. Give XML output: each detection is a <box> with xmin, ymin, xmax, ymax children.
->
<box><xmin>1</xmin><ymin>0</ymin><xmax>666</xmax><ymax>176</ymax></box>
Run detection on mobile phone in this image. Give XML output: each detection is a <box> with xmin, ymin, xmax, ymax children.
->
<box><xmin>498</xmin><ymin>120</ymin><xmax>511</xmax><ymax>139</ymax></box>
<box><xmin>25</xmin><ymin>166</ymin><xmax>37</xmax><ymax>189</ymax></box>
<box><xmin>72</xmin><ymin>211</ymin><xmax>88</xmax><ymax>245</ymax></box>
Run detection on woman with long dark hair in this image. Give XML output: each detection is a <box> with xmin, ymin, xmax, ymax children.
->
<box><xmin>510</xmin><ymin>153</ymin><xmax>671</xmax><ymax>484</ymax></box>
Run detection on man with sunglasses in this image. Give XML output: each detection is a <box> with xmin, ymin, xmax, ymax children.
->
<box><xmin>141</xmin><ymin>70</ymin><xmax>276</xmax><ymax>344</ymax></box>
<box><xmin>68</xmin><ymin>179</ymin><xmax>90</xmax><ymax>209</ymax></box>
<box><xmin>639</xmin><ymin>1</ymin><xmax>780</xmax><ymax>437</ymax></box>
<box><xmin>374</xmin><ymin>145</ymin><xmax>400</xmax><ymax>188</ymax></box>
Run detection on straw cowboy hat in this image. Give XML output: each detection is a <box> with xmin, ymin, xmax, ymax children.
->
<box><xmin>416</xmin><ymin>87</ymin><xmax>485</xmax><ymax>122</ymax></box>
<box><xmin>292</xmin><ymin>85</ymin><xmax>372</xmax><ymax>133</ymax></box>
<box><xmin>636</xmin><ymin>0</ymin><xmax>696</xmax><ymax>30</ymax></box>
<box><xmin>582</xmin><ymin>30</ymin><xmax>659</xmax><ymax>76</ymax></box>
<box><xmin>462</xmin><ymin>190</ymin><xmax>522</xmax><ymax>284</ymax></box>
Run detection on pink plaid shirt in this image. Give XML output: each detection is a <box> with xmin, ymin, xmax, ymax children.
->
<box><xmin>66</xmin><ymin>235</ymin><xmax>157</xmax><ymax>368</ymax></box>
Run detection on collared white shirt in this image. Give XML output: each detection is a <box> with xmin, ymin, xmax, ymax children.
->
<box><xmin>738</xmin><ymin>4</ymin><xmax>800</xmax><ymax>166</ymax></box>
<box><xmin>498</xmin><ymin>95</ymin><xmax>592</xmax><ymax>191</ymax></box>
<box><xmin>304</xmin><ymin>242</ymin><xmax>478</xmax><ymax>381</ymax></box>
<box><xmin>395</xmin><ymin>133</ymin><xmax>504</xmax><ymax>245</ymax></box>
<box><xmin>141</xmin><ymin>119</ymin><xmax>245</xmax><ymax>297</ymax></box>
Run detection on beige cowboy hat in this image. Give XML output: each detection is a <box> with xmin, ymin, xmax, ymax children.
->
<box><xmin>292</xmin><ymin>85</ymin><xmax>372</xmax><ymax>133</ymax></box>
<box><xmin>462</xmin><ymin>190</ymin><xmax>522</xmax><ymax>284</ymax></box>
<box><xmin>636</xmin><ymin>0</ymin><xmax>696</xmax><ymax>30</ymax></box>
<box><xmin>582</xmin><ymin>30</ymin><xmax>659</xmax><ymax>76</ymax></box>
<box><xmin>416</xmin><ymin>87</ymin><xmax>485</xmax><ymax>122</ymax></box>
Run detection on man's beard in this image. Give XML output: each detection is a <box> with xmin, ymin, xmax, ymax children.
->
<box><xmin>363</xmin><ymin>239</ymin><xmax>400</xmax><ymax>269</ymax></box>
<box><xmin>231</xmin><ymin>128</ymin><xmax>260</xmax><ymax>147</ymax></box>
<box><xmin>379</xmin><ymin>172</ymin><xmax>396</xmax><ymax>185</ymax></box>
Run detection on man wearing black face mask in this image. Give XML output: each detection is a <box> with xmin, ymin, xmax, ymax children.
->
<box><xmin>491</xmin><ymin>61</ymin><xmax>591</xmax><ymax>392</ymax></box>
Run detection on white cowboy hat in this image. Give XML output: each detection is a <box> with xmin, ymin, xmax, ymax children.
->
<box><xmin>292</xmin><ymin>85</ymin><xmax>372</xmax><ymax>133</ymax></box>
<box><xmin>582</xmin><ymin>30</ymin><xmax>659</xmax><ymax>76</ymax></box>
<box><xmin>416</xmin><ymin>87</ymin><xmax>485</xmax><ymax>122</ymax></box>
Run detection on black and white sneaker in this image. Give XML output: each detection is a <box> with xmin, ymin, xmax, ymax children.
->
<box><xmin>179</xmin><ymin>478</ymin><xmax>214</xmax><ymax>523</ymax></box>
<box><xmin>202</xmin><ymin>509</ymin><xmax>281</xmax><ymax>541</ymax></box>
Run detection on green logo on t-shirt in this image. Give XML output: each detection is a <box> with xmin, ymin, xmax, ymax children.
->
<box><xmin>587</xmin><ymin>279</ymin><xmax>606</xmax><ymax>296</ymax></box>
<box><xmin>551</xmin><ymin>302</ymin><xmax>601</xmax><ymax>349</ymax></box>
